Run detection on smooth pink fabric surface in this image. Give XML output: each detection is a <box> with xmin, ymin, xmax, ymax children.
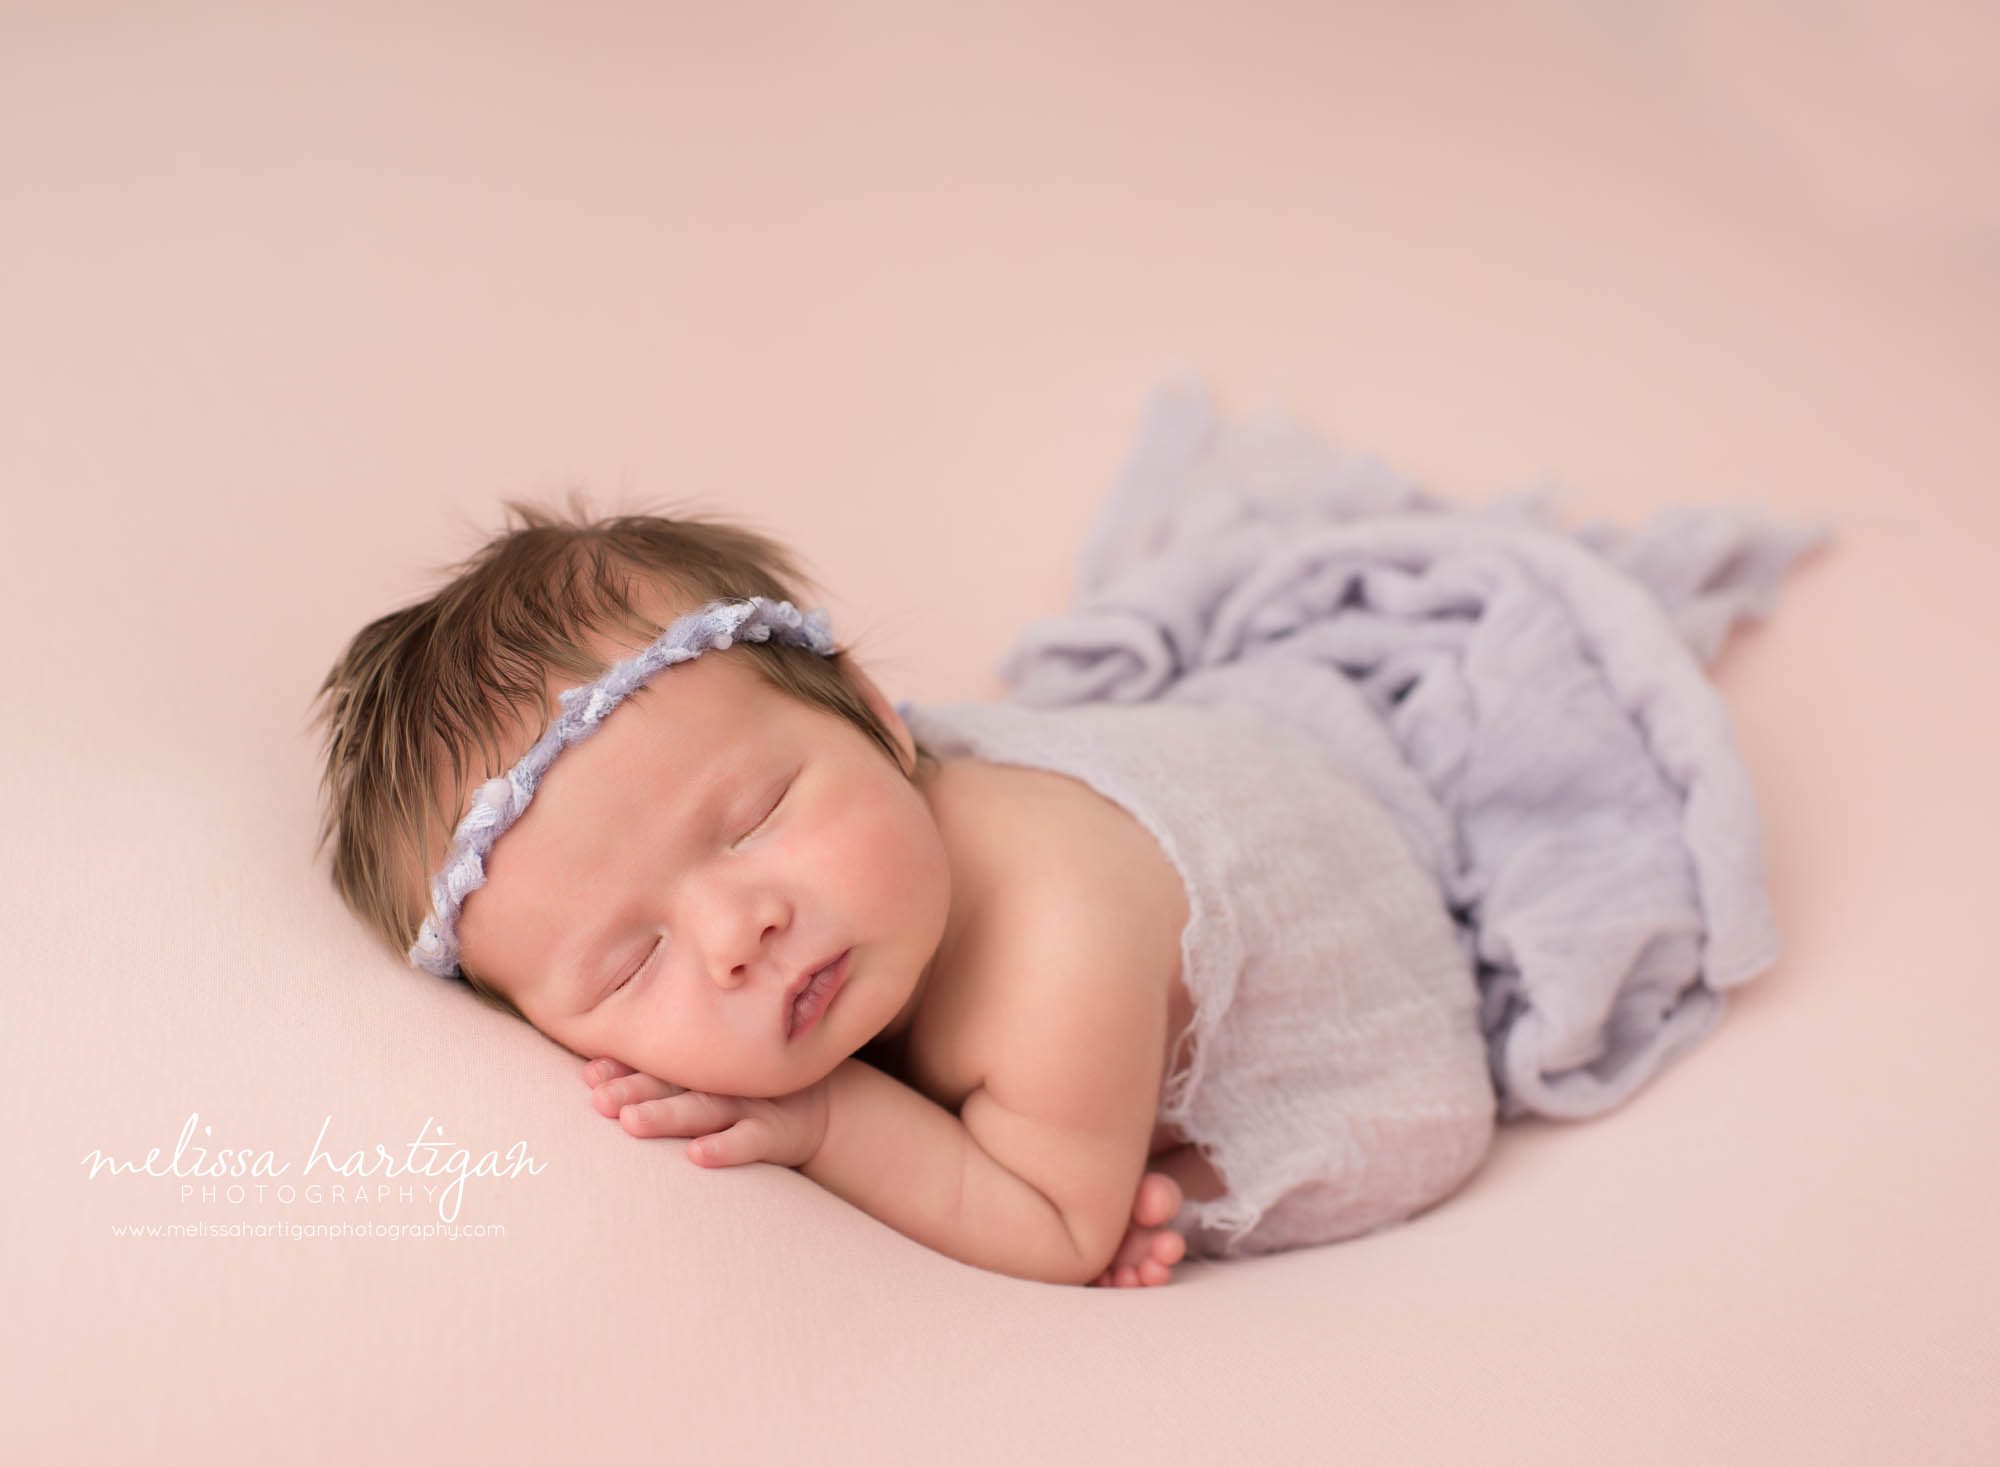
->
<box><xmin>5</xmin><ymin>4</ymin><xmax>1995</xmax><ymax>1464</ymax></box>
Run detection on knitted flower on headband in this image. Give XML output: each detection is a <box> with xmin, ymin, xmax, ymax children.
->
<box><xmin>408</xmin><ymin>595</ymin><xmax>838</xmax><ymax>981</ymax></box>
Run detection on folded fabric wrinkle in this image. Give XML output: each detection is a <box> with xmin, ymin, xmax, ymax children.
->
<box><xmin>979</xmin><ymin>375</ymin><xmax>1833</xmax><ymax>1122</ymax></box>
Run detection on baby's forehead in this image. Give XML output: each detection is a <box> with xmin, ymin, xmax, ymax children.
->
<box><xmin>623</xmin><ymin>643</ymin><xmax>792</xmax><ymax>729</ymax></box>
<box><xmin>561</xmin><ymin>643</ymin><xmax>812</xmax><ymax>776</ymax></box>
<box><xmin>419</xmin><ymin>638</ymin><xmax>779</xmax><ymax>869</ymax></box>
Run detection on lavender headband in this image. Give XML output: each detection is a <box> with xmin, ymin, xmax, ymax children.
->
<box><xmin>408</xmin><ymin>595</ymin><xmax>838</xmax><ymax>981</ymax></box>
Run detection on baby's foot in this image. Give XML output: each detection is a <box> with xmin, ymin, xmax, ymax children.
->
<box><xmin>1089</xmin><ymin>1172</ymin><xmax>1187</xmax><ymax>1288</ymax></box>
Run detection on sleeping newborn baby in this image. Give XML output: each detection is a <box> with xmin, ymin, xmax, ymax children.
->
<box><xmin>310</xmin><ymin>501</ymin><xmax>1495</xmax><ymax>1285</ymax></box>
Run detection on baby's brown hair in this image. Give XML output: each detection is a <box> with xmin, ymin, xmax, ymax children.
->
<box><xmin>308</xmin><ymin>493</ymin><xmax>935</xmax><ymax>1024</ymax></box>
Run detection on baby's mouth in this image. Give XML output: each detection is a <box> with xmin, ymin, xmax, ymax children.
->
<box><xmin>786</xmin><ymin>950</ymin><xmax>850</xmax><ymax>1039</ymax></box>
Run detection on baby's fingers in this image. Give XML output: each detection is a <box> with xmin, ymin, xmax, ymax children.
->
<box><xmin>684</xmin><ymin>1115</ymin><xmax>775</xmax><ymax>1169</ymax></box>
<box><xmin>619</xmin><ymin>1090</ymin><xmax>732</xmax><ymax>1140</ymax></box>
<box><xmin>615</xmin><ymin>1093</ymin><xmax>772</xmax><ymax>1167</ymax></box>
<box><xmin>592</xmin><ymin>1071</ymin><xmax>688</xmax><ymax>1117</ymax></box>
<box><xmin>582</xmin><ymin>1058</ymin><xmax>634</xmax><ymax>1087</ymax></box>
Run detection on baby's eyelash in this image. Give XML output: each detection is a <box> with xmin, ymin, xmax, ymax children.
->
<box><xmin>737</xmin><ymin>779</ymin><xmax>791</xmax><ymax>843</ymax></box>
<box><xmin>613</xmin><ymin>939</ymin><xmax>660</xmax><ymax>994</ymax></box>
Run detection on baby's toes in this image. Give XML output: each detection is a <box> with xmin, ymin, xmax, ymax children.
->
<box><xmin>1132</xmin><ymin>1172</ymin><xmax>1184</xmax><ymax>1230</ymax></box>
<box><xmin>1150</xmin><ymin>1230</ymin><xmax>1186</xmax><ymax>1268</ymax></box>
<box><xmin>1108</xmin><ymin>1229</ymin><xmax>1154</xmax><ymax>1275</ymax></box>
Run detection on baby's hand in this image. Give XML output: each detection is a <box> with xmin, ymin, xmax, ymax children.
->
<box><xmin>583</xmin><ymin>1057</ymin><xmax>686</xmax><ymax>1117</ymax></box>
<box><xmin>581</xmin><ymin>1057</ymin><xmax>829</xmax><ymax>1170</ymax></box>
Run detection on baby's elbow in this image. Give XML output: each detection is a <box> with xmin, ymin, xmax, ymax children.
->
<box><xmin>983</xmin><ymin>1210</ymin><xmax>1113</xmax><ymax>1288</ymax></box>
<box><xmin>1054</xmin><ymin>1198</ymin><xmax>1129</xmax><ymax>1287</ymax></box>
<box><xmin>1042</xmin><ymin>1238</ymin><xmax>1111</xmax><ymax>1289</ymax></box>
<box><xmin>1058</xmin><ymin>1236</ymin><xmax>1112</xmax><ymax>1288</ymax></box>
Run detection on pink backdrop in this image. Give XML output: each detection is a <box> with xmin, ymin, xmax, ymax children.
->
<box><xmin>4</xmin><ymin>2</ymin><xmax>1995</xmax><ymax>1463</ymax></box>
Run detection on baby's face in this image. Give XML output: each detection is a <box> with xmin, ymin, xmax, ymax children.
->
<box><xmin>451</xmin><ymin>641</ymin><xmax>952</xmax><ymax>1098</ymax></box>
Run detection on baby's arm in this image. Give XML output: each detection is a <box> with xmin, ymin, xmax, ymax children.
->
<box><xmin>808</xmin><ymin>900</ymin><xmax>1168</xmax><ymax>1285</ymax></box>
<box><xmin>584</xmin><ymin>887</ymin><xmax>1172</xmax><ymax>1284</ymax></box>
<box><xmin>800</xmin><ymin>1058</ymin><xmax>1117</xmax><ymax>1285</ymax></box>
<box><xmin>583</xmin><ymin>1057</ymin><xmax>1184</xmax><ymax>1285</ymax></box>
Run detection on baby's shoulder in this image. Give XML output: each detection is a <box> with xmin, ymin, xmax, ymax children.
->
<box><xmin>892</xmin><ymin>756</ymin><xmax>1185</xmax><ymax>1113</ymax></box>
